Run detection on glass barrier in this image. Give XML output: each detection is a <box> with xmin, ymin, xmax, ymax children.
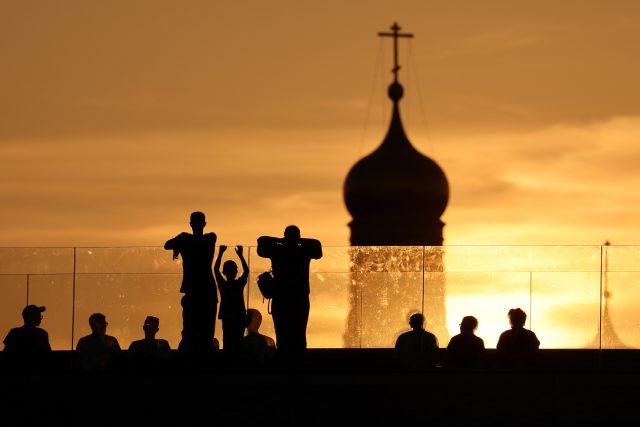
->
<box><xmin>0</xmin><ymin>246</ymin><xmax>633</xmax><ymax>350</ymax></box>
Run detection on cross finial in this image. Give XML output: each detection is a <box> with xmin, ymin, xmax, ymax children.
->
<box><xmin>378</xmin><ymin>22</ymin><xmax>414</xmax><ymax>82</ymax></box>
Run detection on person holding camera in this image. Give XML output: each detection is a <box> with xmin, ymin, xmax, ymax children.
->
<box><xmin>257</xmin><ymin>225</ymin><xmax>322</xmax><ymax>363</ymax></box>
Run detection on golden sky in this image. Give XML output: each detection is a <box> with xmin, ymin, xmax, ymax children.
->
<box><xmin>1</xmin><ymin>1</ymin><xmax>640</xmax><ymax>247</ymax></box>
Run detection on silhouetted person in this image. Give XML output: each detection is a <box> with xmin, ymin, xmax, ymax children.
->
<box><xmin>75</xmin><ymin>313</ymin><xmax>122</xmax><ymax>372</ymax></box>
<box><xmin>242</xmin><ymin>309</ymin><xmax>275</xmax><ymax>367</ymax></box>
<box><xmin>446</xmin><ymin>316</ymin><xmax>485</xmax><ymax>369</ymax></box>
<box><xmin>126</xmin><ymin>316</ymin><xmax>172</xmax><ymax>370</ymax></box>
<box><xmin>257</xmin><ymin>225</ymin><xmax>322</xmax><ymax>363</ymax></box>
<box><xmin>214</xmin><ymin>245</ymin><xmax>249</xmax><ymax>358</ymax></box>
<box><xmin>394</xmin><ymin>313</ymin><xmax>438</xmax><ymax>369</ymax></box>
<box><xmin>164</xmin><ymin>211</ymin><xmax>218</xmax><ymax>362</ymax></box>
<box><xmin>2</xmin><ymin>304</ymin><xmax>51</xmax><ymax>369</ymax></box>
<box><xmin>496</xmin><ymin>308</ymin><xmax>540</xmax><ymax>368</ymax></box>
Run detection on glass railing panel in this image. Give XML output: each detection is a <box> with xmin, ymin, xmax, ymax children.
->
<box><xmin>0</xmin><ymin>245</ymin><xmax>637</xmax><ymax>351</ymax></box>
<box><xmin>600</xmin><ymin>245</ymin><xmax>640</xmax><ymax>349</ymax></box>
<box><xmin>443</xmin><ymin>246</ymin><xmax>601</xmax><ymax>272</ymax></box>
<box><xmin>247</xmin><ymin>245</ymin><xmax>353</xmax><ymax>274</ymax></box>
<box><xmin>27</xmin><ymin>274</ymin><xmax>74</xmax><ymax>350</ymax></box>
<box><xmin>246</xmin><ymin>273</ymin><xmax>351</xmax><ymax>348</ymax></box>
<box><xmin>359</xmin><ymin>271</ymin><xmax>424</xmax><ymax>348</ymax></box>
<box><xmin>246</xmin><ymin>271</ymin><xmax>274</xmax><ymax>342</ymax></box>
<box><xmin>0</xmin><ymin>275</ymin><xmax>28</xmax><ymax>345</ymax></box>
<box><xmin>76</xmin><ymin>247</ymin><xmax>180</xmax><ymax>274</ymax></box>
<box><xmin>601</xmin><ymin>272</ymin><xmax>640</xmax><ymax>349</ymax></box>
<box><xmin>73</xmin><ymin>273</ymin><xmax>188</xmax><ymax>350</ymax></box>
<box><xmin>308</xmin><ymin>272</ymin><xmax>351</xmax><ymax>348</ymax></box>
<box><xmin>0</xmin><ymin>248</ymin><xmax>74</xmax><ymax>274</ymax></box>
<box><xmin>423</xmin><ymin>271</ymin><xmax>447</xmax><ymax>346</ymax></box>
<box><xmin>247</xmin><ymin>246</ymin><xmax>354</xmax><ymax>348</ymax></box>
<box><xmin>603</xmin><ymin>245</ymin><xmax>640</xmax><ymax>272</ymax></box>
<box><xmin>353</xmin><ymin>247</ymin><xmax>423</xmax><ymax>348</ymax></box>
<box><xmin>440</xmin><ymin>272</ymin><xmax>531</xmax><ymax>349</ymax></box>
<box><xmin>530</xmin><ymin>272</ymin><xmax>600</xmax><ymax>349</ymax></box>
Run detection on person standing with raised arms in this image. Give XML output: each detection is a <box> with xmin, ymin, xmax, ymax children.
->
<box><xmin>214</xmin><ymin>244</ymin><xmax>249</xmax><ymax>358</ymax></box>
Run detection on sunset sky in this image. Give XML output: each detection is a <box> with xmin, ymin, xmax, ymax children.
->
<box><xmin>1</xmin><ymin>1</ymin><xmax>640</xmax><ymax>248</ymax></box>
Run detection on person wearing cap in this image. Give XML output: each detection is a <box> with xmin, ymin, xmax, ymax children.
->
<box><xmin>126</xmin><ymin>316</ymin><xmax>172</xmax><ymax>370</ymax></box>
<box><xmin>75</xmin><ymin>313</ymin><xmax>122</xmax><ymax>372</ymax></box>
<box><xmin>2</xmin><ymin>304</ymin><xmax>52</xmax><ymax>368</ymax></box>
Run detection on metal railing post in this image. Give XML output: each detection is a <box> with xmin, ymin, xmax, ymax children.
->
<box><xmin>71</xmin><ymin>247</ymin><xmax>77</xmax><ymax>356</ymax></box>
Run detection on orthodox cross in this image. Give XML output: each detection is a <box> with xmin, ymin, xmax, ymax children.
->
<box><xmin>378</xmin><ymin>22</ymin><xmax>414</xmax><ymax>82</ymax></box>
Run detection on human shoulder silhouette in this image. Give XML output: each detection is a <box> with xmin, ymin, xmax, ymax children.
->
<box><xmin>446</xmin><ymin>316</ymin><xmax>485</xmax><ymax>369</ymax></box>
<box><xmin>496</xmin><ymin>308</ymin><xmax>540</xmax><ymax>368</ymax></box>
<box><xmin>127</xmin><ymin>316</ymin><xmax>172</xmax><ymax>370</ymax></box>
<box><xmin>76</xmin><ymin>313</ymin><xmax>122</xmax><ymax>372</ymax></box>
<box><xmin>3</xmin><ymin>305</ymin><xmax>51</xmax><ymax>369</ymax></box>
<box><xmin>394</xmin><ymin>313</ymin><xmax>438</xmax><ymax>369</ymax></box>
<box><xmin>242</xmin><ymin>309</ymin><xmax>275</xmax><ymax>367</ymax></box>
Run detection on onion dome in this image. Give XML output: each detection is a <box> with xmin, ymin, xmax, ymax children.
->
<box><xmin>344</xmin><ymin>81</ymin><xmax>449</xmax><ymax>245</ymax></box>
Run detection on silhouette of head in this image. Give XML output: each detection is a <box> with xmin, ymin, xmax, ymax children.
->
<box><xmin>89</xmin><ymin>313</ymin><xmax>107</xmax><ymax>335</ymax></box>
<box><xmin>508</xmin><ymin>308</ymin><xmax>527</xmax><ymax>328</ymax></box>
<box><xmin>460</xmin><ymin>316</ymin><xmax>478</xmax><ymax>334</ymax></box>
<box><xmin>189</xmin><ymin>211</ymin><xmax>206</xmax><ymax>234</ymax></box>
<box><xmin>222</xmin><ymin>260</ymin><xmax>238</xmax><ymax>280</ymax></box>
<box><xmin>246</xmin><ymin>309</ymin><xmax>263</xmax><ymax>334</ymax></box>
<box><xmin>143</xmin><ymin>316</ymin><xmax>159</xmax><ymax>339</ymax></box>
<box><xmin>409</xmin><ymin>313</ymin><xmax>424</xmax><ymax>330</ymax></box>
<box><xmin>22</xmin><ymin>304</ymin><xmax>45</xmax><ymax>327</ymax></box>
<box><xmin>283</xmin><ymin>225</ymin><xmax>301</xmax><ymax>244</ymax></box>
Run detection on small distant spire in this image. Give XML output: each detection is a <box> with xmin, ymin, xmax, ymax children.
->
<box><xmin>378</xmin><ymin>22</ymin><xmax>414</xmax><ymax>84</ymax></box>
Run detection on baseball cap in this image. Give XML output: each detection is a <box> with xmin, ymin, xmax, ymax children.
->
<box><xmin>22</xmin><ymin>304</ymin><xmax>46</xmax><ymax>317</ymax></box>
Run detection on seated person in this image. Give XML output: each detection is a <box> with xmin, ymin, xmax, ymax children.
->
<box><xmin>242</xmin><ymin>309</ymin><xmax>275</xmax><ymax>367</ymax></box>
<box><xmin>75</xmin><ymin>313</ymin><xmax>122</xmax><ymax>372</ymax></box>
<box><xmin>446</xmin><ymin>316</ymin><xmax>485</xmax><ymax>369</ymax></box>
<box><xmin>126</xmin><ymin>316</ymin><xmax>172</xmax><ymax>370</ymax></box>
<box><xmin>2</xmin><ymin>304</ymin><xmax>52</xmax><ymax>369</ymax></box>
<box><xmin>496</xmin><ymin>308</ymin><xmax>540</xmax><ymax>368</ymax></box>
<box><xmin>393</xmin><ymin>313</ymin><xmax>438</xmax><ymax>369</ymax></box>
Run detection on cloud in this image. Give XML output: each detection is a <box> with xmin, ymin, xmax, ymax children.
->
<box><xmin>437</xmin><ymin>116</ymin><xmax>640</xmax><ymax>244</ymax></box>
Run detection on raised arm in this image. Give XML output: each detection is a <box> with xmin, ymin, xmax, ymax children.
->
<box><xmin>214</xmin><ymin>245</ymin><xmax>227</xmax><ymax>284</ymax></box>
<box><xmin>164</xmin><ymin>233</ymin><xmax>187</xmax><ymax>260</ymax></box>
<box><xmin>164</xmin><ymin>233</ymin><xmax>182</xmax><ymax>250</ymax></box>
<box><xmin>257</xmin><ymin>236</ymin><xmax>280</xmax><ymax>258</ymax></box>
<box><xmin>236</xmin><ymin>245</ymin><xmax>249</xmax><ymax>281</ymax></box>
<box><xmin>301</xmin><ymin>238</ymin><xmax>323</xmax><ymax>260</ymax></box>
